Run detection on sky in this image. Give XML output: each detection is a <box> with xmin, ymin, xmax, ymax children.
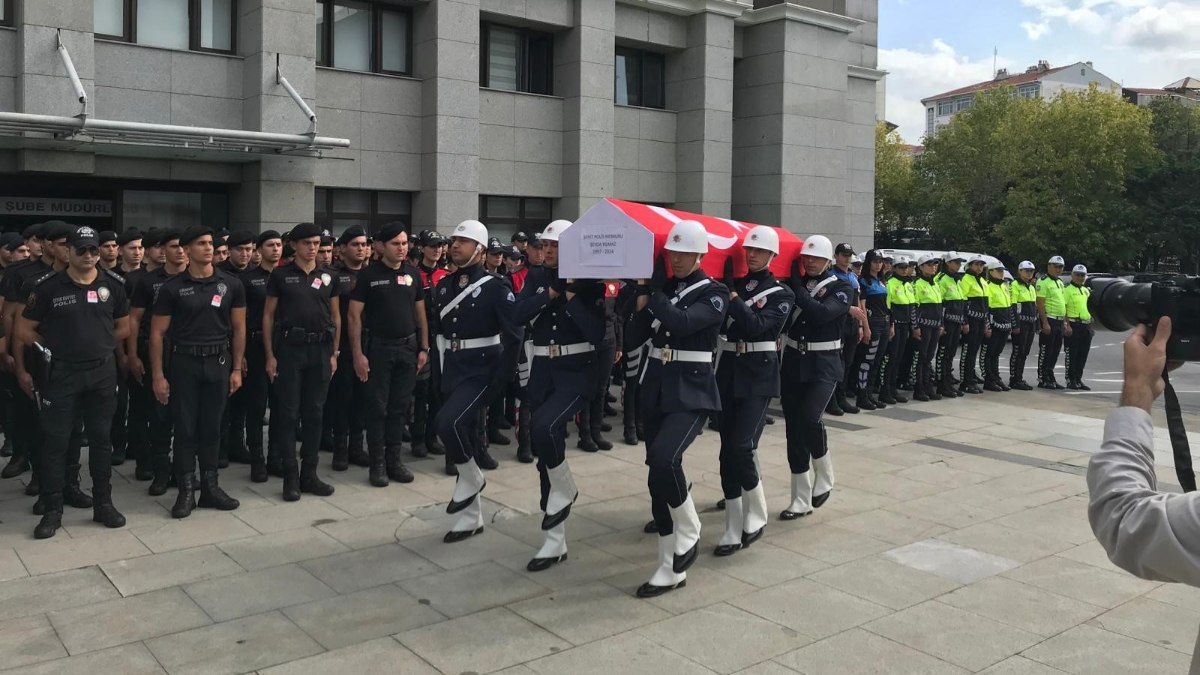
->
<box><xmin>878</xmin><ymin>0</ymin><xmax>1200</xmax><ymax>143</ymax></box>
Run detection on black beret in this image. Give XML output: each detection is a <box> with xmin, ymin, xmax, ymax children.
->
<box><xmin>336</xmin><ymin>226</ymin><xmax>368</xmax><ymax>246</ymax></box>
<box><xmin>282</xmin><ymin>244</ymin><xmax>294</xmax><ymax>259</ymax></box>
<box><xmin>3</xmin><ymin>234</ymin><xmax>25</xmax><ymax>252</ymax></box>
<box><xmin>178</xmin><ymin>226</ymin><xmax>214</xmax><ymax>246</ymax></box>
<box><xmin>225</xmin><ymin>230</ymin><xmax>255</xmax><ymax>248</ymax></box>
<box><xmin>256</xmin><ymin>230</ymin><xmax>282</xmax><ymax>247</ymax></box>
<box><xmin>21</xmin><ymin>223</ymin><xmax>44</xmax><ymax>240</ymax></box>
<box><xmin>117</xmin><ymin>229</ymin><xmax>143</xmax><ymax>246</ymax></box>
<box><xmin>0</xmin><ymin>232</ymin><xmax>21</xmax><ymax>248</ymax></box>
<box><xmin>98</xmin><ymin>230</ymin><xmax>118</xmax><ymax>245</ymax></box>
<box><xmin>375</xmin><ymin>222</ymin><xmax>408</xmax><ymax>245</ymax></box>
<box><xmin>214</xmin><ymin>237</ymin><xmax>228</xmax><ymax>249</ymax></box>
<box><xmin>158</xmin><ymin>229</ymin><xmax>182</xmax><ymax>245</ymax></box>
<box><xmin>42</xmin><ymin>220</ymin><xmax>75</xmax><ymax>242</ymax></box>
<box><xmin>290</xmin><ymin>222</ymin><xmax>323</xmax><ymax>241</ymax></box>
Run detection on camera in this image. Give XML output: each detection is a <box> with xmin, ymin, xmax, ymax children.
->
<box><xmin>1088</xmin><ymin>275</ymin><xmax>1200</xmax><ymax>362</ymax></box>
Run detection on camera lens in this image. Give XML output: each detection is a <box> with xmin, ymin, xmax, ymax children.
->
<box><xmin>1088</xmin><ymin>277</ymin><xmax>1155</xmax><ymax>331</ymax></box>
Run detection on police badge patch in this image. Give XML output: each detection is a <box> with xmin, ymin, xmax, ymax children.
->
<box><xmin>320</xmin><ymin>273</ymin><xmax>332</xmax><ymax>287</ymax></box>
<box><xmin>216</xmin><ymin>282</ymin><xmax>228</xmax><ymax>297</ymax></box>
<box><xmin>710</xmin><ymin>296</ymin><xmax>724</xmax><ymax>312</ymax></box>
<box><xmin>472</xmin><ymin>287</ymin><xmax>482</xmax><ymax>298</ymax></box>
<box><xmin>506</xmin><ymin>292</ymin><xmax>515</xmax><ymax>302</ymax></box>
<box><xmin>835</xmin><ymin>291</ymin><xmax>849</xmax><ymax>303</ymax></box>
<box><xmin>458</xmin><ymin>276</ymin><xmax>469</xmax><ymax>288</ymax></box>
<box><xmin>536</xmin><ymin>286</ymin><xmax>545</xmax><ymax>294</ymax></box>
<box><xmin>745</xmin><ymin>280</ymin><xmax>758</xmax><ymax>292</ymax></box>
<box><xmin>676</xmin><ymin>282</ymin><xmax>686</xmax><ymax>294</ymax></box>
<box><xmin>97</xmin><ymin>286</ymin><xmax>111</xmax><ymax>302</ymax></box>
<box><xmin>779</xmin><ymin>302</ymin><xmax>791</xmax><ymax>314</ymax></box>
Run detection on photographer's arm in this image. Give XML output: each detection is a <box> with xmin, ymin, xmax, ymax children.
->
<box><xmin>1087</xmin><ymin>318</ymin><xmax>1200</xmax><ymax>585</ymax></box>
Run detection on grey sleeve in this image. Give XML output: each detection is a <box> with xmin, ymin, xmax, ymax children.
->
<box><xmin>1087</xmin><ymin>406</ymin><xmax>1200</xmax><ymax>586</ymax></box>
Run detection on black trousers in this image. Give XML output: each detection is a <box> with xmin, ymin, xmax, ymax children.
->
<box><xmin>38</xmin><ymin>359</ymin><xmax>117</xmax><ymax>497</ymax></box>
<box><xmin>1009</xmin><ymin>322</ymin><xmax>1037</xmax><ymax>383</ymax></box>
<box><xmin>583</xmin><ymin>342</ymin><xmax>615</xmax><ymax>434</ymax></box>
<box><xmin>837</xmin><ymin>327</ymin><xmax>860</xmax><ymax>396</ymax></box>
<box><xmin>1038</xmin><ymin>318</ymin><xmax>1065</xmax><ymax>383</ymax></box>
<box><xmin>882</xmin><ymin>321</ymin><xmax>911</xmax><ymax>393</ymax></box>
<box><xmin>435</xmin><ymin>379</ymin><xmax>489</xmax><ymax>464</ymax></box>
<box><xmin>411</xmin><ymin>358</ymin><xmax>441</xmax><ymax>447</ymax></box>
<box><xmin>274</xmin><ymin>340</ymin><xmax>333</xmax><ymax>466</ymax></box>
<box><xmin>242</xmin><ymin>336</ymin><xmax>269</xmax><ymax>459</ymax></box>
<box><xmin>1065</xmin><ymin>321</ymin><xmax>1093</xmax><ymax>383</ymax></box>
<box><xmin>780</xmin><ymin>378</ymin><xmax>835</xmax><ymax>474</ymax></box>
<box><xmin>364</xmin><ymin>338</ymin><xmax>417</xmax><ymax>450</ymax></box>
<box><xmin>718</xmin><ymin>393</ymin><xmax>770</xmax><ymax>499</ymax></box>
<box><xmin>622</xmin><ymin>344</ymin><xmax>646</xmax><ymax>434</ymax></box>
<box><xmin>982</xmin><ymin>327</ymin><xmax>1011</xmax><ymax>382</ymax></box>
<box><xmin>169</xmin><ymin>352</ymin><xmax>230</xmax><ymax>475</ymax></box>
<box><xmin>856</xmin><ymin>320</ymin><xmax>891</xmax><ymax>394</ymax></box>
<box><xmin>136</xmin><ymin>342</ymin><xmax>174</xmax><ymax>472</ymax></box>
<box><xmin>5</xmin><ymin>372</ymin><xmax>35</xmax><ymax>464</ymax></box>
<box><xmin>325</xmin><ymin>349</ymin><xmax>365</xmax><ymax>445</ymax></box>
<box><xmin>644</xmin><ymin>410</ymin><xmax>706</xmax><ymax>535</ymax></box>
<box><xmin>112</xmin><ymin>371</ymin><xmax>129</xmax><ymax>458</ymax></box>
<box><xmin>531</xmin><ymin>391</ymin><xmax>586</xmax><ymax>511</ymax></box>
<box><xmin>914</xmin><ymin>325</ymin><xmax>940</xmax><ymax>394</ymax></box>
<box><xmin>937</xmin><ymin>321</ymin><xmax>963</xmax><ymax>386</ymax></box>
<box><xmin>960</xmin><ymin>318</ymin><xmax>986</xmax><ymax>384</ymax></box>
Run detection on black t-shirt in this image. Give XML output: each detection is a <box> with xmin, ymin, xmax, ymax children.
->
<box><xmin>130</xmin><ymin>267</ymin><xmax>176</xmax><ymax>338</ymax></box>
<box><xmin>349</xmin><ymin>259</ymin><xmax>424</xmax><ymax>339</ymax></box>
<box><xmin>266</xmin><ymin>262</ymin><xmax>340</xmax><ymax>333</ymax></box>
<box><xmin>123</xmin><ymin>266</ymin><xmax>147</xmax><ymax>297</ymax></box>
<box><xmin>332</xmin><ymin>262</ymin><xmax>362</xmax><ymax>348</ymax></box>
<box><xmin>239</xmin><ymin>265</ymin><xmax>271</xmax><ymax>333</ymax></box>
<box><xmin>152</xmin><ymin>269</ymin><xmax>246</xmax><ymax>345</ymax></box>
<box><xmin>23</xmin><ymin>270</ymin><xmax>129</xmax><ymax>362</ymax></box>
<box><xmin>4</xmin><ymin>259</ymin><xmax>51</xmax><ymax>304</ymax></box>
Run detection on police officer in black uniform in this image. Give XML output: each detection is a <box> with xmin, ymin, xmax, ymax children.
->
<box><xmin>633</xmin><ymin>219</ymin><xmax>727</xmax><ymax>598</ymax></box>
<box><xmin>510</xmin><ymin>219</ymin><xmax>605</xmax><ymax>571</ymax></box>
<box><xmin>263</xmin><ymin>222</ymin><xmax>340</xmax><ymax>501</ymax></box>
<box><xmin>150</xmin><ymin>226</ymin><xmax>244</xmax><ymax>518</ymax></box>
<box><xmin>325</xmin><ymin>226</ymin><xmax>371</xmax><ymax>471</ymax></box>
<box><xmin>129</xmin><ymin>229</ymin><xmax>187</xmax><ymax>496</ymax></box>
<box><xmin>411</xmin><ymin>230</ymin><xmax>448</xmax><ymax>462</ymax></box>
<box><xmin>714</xmin><ymin>226</ymin><xmax>793</xmax><ymax>557</ymax></box>
<box><xmin>348</xmin><ymin>222</ymin><xmax>428</xmax><ymax>487</ymax></box>
<box><xmin>114</xmin><ymin>229</ymin><xmax>149</xmax><ymax>477</ymax></box>
<box><xmin>15</xmin><ymin>226</ymin><xmax>129</xmax><ymax>538</ymax></box>
<box><xmin>433</xmin><ymin>220</ymin><xmax>521</xmax><ymax>543</ymax></box>
<box><xmin>240</xmin><ymin>230</ymin><xmax>282</xmax><ymax>482</ymax></box>
<box><xmin>217</xmin><ymin>230</ymin><xmax>255</xmax><ymax>466</ymax></box>
<box><xmin>779</xmin><ymin>235</ymin><xmax>851</xmax><ymax>520</ymax></box>
<box><xmin>482</xmin><ymin>236</ymin><xmax>514</xmax><ymax>453</ymax></box>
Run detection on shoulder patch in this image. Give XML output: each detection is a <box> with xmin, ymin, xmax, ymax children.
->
<box><xmin>103</xmin><ymin>268</ymin><xmax>125</xmax><ymax>285</ymax></box>
<box><xmin>33</xmin><ymin>271</ymin><xmax>56</xmax><ymax>286</ymax></box>
<box><xmin>710</xmin><ymin>296</ymin><xmax>724</xmax><ymax>312</ymax></box>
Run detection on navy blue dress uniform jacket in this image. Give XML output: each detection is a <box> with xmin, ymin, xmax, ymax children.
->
<box><xmin>638</xmin><ymin>269</ymin><xmax>728</xmax><ymax>415</ymax></box>
<box><xmin>431</xmin><ymin>263</ymin><xmax>522</xmax><ymax>394</ymax></box>
<box><xmin>511</xmin><ymin>267</ymin><xmax>607</xmax><ymax>409</ymax></box>
<box><xmin>717</xmin><ymin>269</ymin><xmax>794</xmax><ymax>399</ymax></box>
<box><xmin>781</xmin><ymin>270</ymin><xmax>853</xmax><ymax>384</ymax></box>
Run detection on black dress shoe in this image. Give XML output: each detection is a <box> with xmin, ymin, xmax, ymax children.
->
<box><xmin>825</xmin><ymin>400</ymin><xmax>844</xmax><ymax>416</ymax></box>
<box><xmin>643</xmin><ymin>520</ymin><xmax>658</xmax><ymax>534</ymax></box>
<box><xmin>477</xmin><ymin>451</ymin><xmax>499</xmax><ymax>470</ymax></box>
<box><xmin>779</xmin><ymin>509</ymin><xmax>812</xmax><ymax>521</ymax></box>
<box><xmin>577</xmin><ymin>437</ymin><xmax>598</xmax><ymax>453</ymax></box>
<box><xmin>716</xmin><ymin>498</ymin><xmax>725</xmax><ymax>510</ymax></box>
<box><xmin>742</xmin><ymin>527</ymin><xmax>764</xmax><ymax>548</ymax></box>
<box><xmin>890</xmin><ymin>390</ymin><xmax>908</xmax><ymax>403</ymax></box>
<box><xmin>636</xmin><ymin>579</ymin><xmax>686</xmax><ymax>598</ymax></box>
<box><xmin>445</xmin><ymin>460</ymin><xmax>458</xmax><ymax>477</ymax></box>
<box><xmin>250</xmin><ymin>463</ymin><xmax>268</xmax><ymax>483</ymax></box>
<box><xmin>526</xmin><ymin>552</ymin><xmax>568</xmax><ymax>572</ymax></box>
<box><xmin>713</xmin><ymin>543</ymin><xmax>741</xmax><ymax>557</ymax></box>
<box><xmin>1066</xmin><ymin>380</ymin><xmax>1082</xmax><ymax>390</ymax></box>
<box><xmin>134</xmin><ymin>464</ymin><xmax>154</xmax><ymax>481</ymax></box>
<box><xmin>963</xmin><ymin>385</ymin><xmax>983</xmax><ymax>394</ymax></box>
<box><xmin>673</xmin><ymin>543</ymin><xmax>698</xmax><ymax>573</ymax></box>
<box><xmin>812</xmin><ymin>490</ymin><xmax>831</xmax><ymax>508</ymax></box>
<box><xmin>487</xmin><ymin>431</ymin><xmax>511</xmax><ymax>446</ymax></box>
<box><xmin>878</xmin><ymin>392</ymin><xmax>898</xmax><ymax>405</ymax></box>
<box><xmin>516</xmin><ymin>446</ymin><xmax>534</xmax><ymax>464</ymax></box>
<box><xmin>594</xmin><ymin>436</ymin><xmax>613</xmax><ymax>451</ymax></box>
<box><xmin>447</xmin><ymin>483</ymin><xmax>485</xmax><ymax>514</ymax></box>
<box><xmin>912</xmin><ymin>390</ymin><xmax>930</xmax><ymax>402</ymax></box>
<box><xmin>1037</xmin><ymin>380</ymin><xmax>1053</xmax><ymax>389</ymax></box>
<box><xmin>855</xmin><ymin>395</ymin><xmax>877</xmax><ymax>411</ymax></box>
<box><xmin>984</xmin><ymin>382</ymin><xmax>1004</xmax><ymax>392</ymax></box>
<box><xmin>1077</xmin><ymin>381</ymin><xmax>1091</xmax><ymax>391</ymax></box>
<box><xmin>623</xmin><ymin>429</ymin><xmax>638</xmax><ymax>446</ymax></box>
<box><xmin>443</xmin><ymin>526</ymin><xmax>484</xmax><ymax>543</ymax></box>
<box><xmin>928</xmin><ymin>389</ymin><xmax>943</xmax><ymax>401</ymax></box>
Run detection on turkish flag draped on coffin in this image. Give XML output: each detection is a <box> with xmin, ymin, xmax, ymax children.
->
<box><xmin>558</xmin><ymin>198</ymin><xmax>804</xmax><ymax>280</ymax></box>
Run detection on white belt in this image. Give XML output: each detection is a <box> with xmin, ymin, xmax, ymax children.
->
<box><xmin>649</xmin><ymin>347</ymin><xmax>713</xmax><ymax>364</ymax></box>
<box><xmin>443</xmin><ymin>335</ymin><xmax>501</xmax><ymax>351</ymax></box>
<box><xmin>532</xmin><ymin>342</ymin><xmax>594</xmax><ymax>358</ymax></box>
<box><xmin>719</xmin><ymin>340</ymin><xmax>778</xmax><ymax>354</ymax></box>
<box><xmin>782</xmin><ymin>337</ymin><xmax>841</xmax><ymax>352</ymax></box>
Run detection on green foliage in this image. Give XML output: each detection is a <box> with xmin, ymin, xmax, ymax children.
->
<box><xmin>873</xmin><ymin>122</ymin><xmax>915</xmax><ymax>244</ymax></box>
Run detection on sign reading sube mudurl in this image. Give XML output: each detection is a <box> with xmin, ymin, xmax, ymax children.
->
<box><xmin>0</xmin><ymin>197</ymin><xmax>112</xmax><ymax>217</ymax></box>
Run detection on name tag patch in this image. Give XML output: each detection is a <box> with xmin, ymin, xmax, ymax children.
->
<box><xmin>211</xmin><ymin>294</ymin><xmax>223</xmax><ymax>308</ymax></box>
<box><xmin>86</xmin><ymin>290</ymin><xmax>98</xmax><ymax>304</ymax></box>
<box><xmin>311</xmin><ymin>278</ymin><xmax>323</xmax><ymax>290</ymax></box>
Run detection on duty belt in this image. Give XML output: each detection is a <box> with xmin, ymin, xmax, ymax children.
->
<box><xmin>532</xmin><ymin>342</ymin><xmax>594</xmax><ymax>358</ymax></box>
<box><xmin>172</xmin><ymin>343</ymin><xmax>226</xmax><ymax>356</ymax></box>
<box><xmin>649</xmin><ymin>346</ymin><xmax>713</xmax><ymax>364</ymax></box>
<box><xmin>719</xmin><ymin>340</ymin><xmax>778</xmax><ymax>354</ymax></box>
<box><xmin>1068</xmin><ymin>318</ymin><xmax>1092</xmax><ymax>324</ymax></box>
<box><xmin>782</xmin><ymin>337</ymin><xmax>841</xmax><ymax>353</ymax></box>
<box><xmin>442</xmin><ymin>335</ymin><xmax>501</xmax><ymax>351</ymax></box>
<box><xmin>1047</xmin><ymin>315</ymin><xmax>1067</xmax><ymax>321</ymax></box>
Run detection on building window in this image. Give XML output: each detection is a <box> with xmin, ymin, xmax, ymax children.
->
<box><xmin>95</xmin><ymin>0</ymin><xmax>237</xmax><ymax>54</ymax></box>
<box><xmin>1017</xmin><ymin>83</ymin><xmax>1040</xmax><ymax>99</ymax></box>
<box><xmin>479</xmin><ymin>196</ymin><xmax>552</xmax><ymax>241</ymax></box>
<box><xmin>937</xmin><ymin>100</ymin><xmax>954</xmax><ymax>116</ymax></box>
<box><xmin>314</xmin><ymin>188</ymin><xmax>411</xmax><ymax>237</ymax></box>
<box><xmin>315</xmin><ymin>1</ymin><xmax>411</xmax><ymax>75</ymax></box>
<box><xmin>123</xmin><ymin>190</ymin><xmax>229</xmax><ymax>232</ymax></box>
<box><xmin>615</xmin><ymin>47</ymin><xmax>665</xmax><ymax>109</ymax></box>
<box><xmin>481</xmin><ymin>23</ymin><xmax>553</xmax><ymax>95</ymax></box>
<box><xmin>955</xmin><ymin>97</ymin><xmax>972</xmax><ymax>112</ymax></box>
<box><xmin>925</xmin><ymin>107</ymin><xmax>935</xmax><ymax>136</ymax></box>
<box><xmin>1</xmin><ymin>0</ymin><xmax>15</xmax><ymax>26</ymax></box>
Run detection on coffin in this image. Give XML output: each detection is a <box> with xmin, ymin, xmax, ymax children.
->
<box><xmin>558</xmin><ymin>199</ymin><xmax>803</xmax><ymax>280</ymax></box>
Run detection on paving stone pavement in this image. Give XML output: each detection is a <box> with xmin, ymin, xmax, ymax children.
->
<box><xmin>0</xmin><ymin>388</ymin><xmax>1198</xmax><ymax>674</ymax></box>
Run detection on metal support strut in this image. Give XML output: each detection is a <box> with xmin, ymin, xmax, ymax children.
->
<box><xmin>277</xmin><ymin>54</ymin><xmax>318</xmax><ymax>138</ymax></box>
<box><xmin>56</xmin><ymin>29</ymin><xmax>89</xmax><ymax>121</ymax></box>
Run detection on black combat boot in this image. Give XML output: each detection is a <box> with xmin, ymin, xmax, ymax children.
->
<box><xmin>148</xmin><ymin>455</ymin><xmax>172</xmax><ymax>496</ymax></box>
<box><xmin>282</xmin><ymin>456</ymin><xmax>301</xmax><ymax>501</ymax></box>
<box><xmin>63</xmin><ymin>464</ymin><xmax>94</xmax><ymax>509</ymax></box>
<box><xmin>171</xmin><ymin>473</ymin><xmax>196</xmax><ymax>519</ymax></box>
<box><xmin>331</xmin><ymin>438</ymin><xmax>349</xmax><ymax>472</ymax></box>
<box><xmin>1</xmin><ymin>450</ymin><xmax>29</xmax><ymax>479</ymax></box>
<box><xmin>299</xmin><ymin>462</ymin><xmax>335</xmax><ymax>496</ymax></box>
<box><xmin>368</xmin><ymin>445</ymin><xmax>389</xmax><ymax>487</ymax></box>
<box><xmin>92</xmin><ymin>481</ymin><xmax>126</xmax><ymax>528</ymax></box>
<box><xmin>386</xmin><ymin>446</ymin><xmax>414</xmax><ymax>483</ymax></box>
<box><xmin>198</xmin><ymin>470</ymin><xmax>240</xmax><ymax>510</ymax></box>
<box><xmin>34</xmin><ymin>493</ymin><xmax>63</xmax><ymax>539</ymax></box>
<box><xmin>347</xmin><ymin>431</ymin><xmax>369</xmax><ymax>467</ymax></box>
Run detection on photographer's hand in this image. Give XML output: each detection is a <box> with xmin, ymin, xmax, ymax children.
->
<box><xmin>1120</xmin><ymin>317</ymin><xmax>1173</xmax><ymax>413</ymax></box>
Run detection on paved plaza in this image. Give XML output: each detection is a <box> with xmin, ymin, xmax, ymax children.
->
<box><xmin>0</xmin><ymin>385</ymin><xmax>1197</xmax><ymax>674</ymax></box>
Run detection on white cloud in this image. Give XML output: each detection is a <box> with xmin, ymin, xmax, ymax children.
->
<box><xmin>1021</xmin><ymin>0</ymin><xmax>1200</xmax><ymax>49</ymax></box>
<box><xmin>878</xmin><ymin>39</ymin><xmax>1005</xmax><ymax>143</ymax></box>
<box><xmin>1021</xmin><ymin>21</ymin><xmax>1052</xmax><ymax>39</ymax></box>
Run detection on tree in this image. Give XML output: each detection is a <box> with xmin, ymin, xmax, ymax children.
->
<box><xmin>1128</xmin><ymin>98</ymin><xmax>1200</xmax><ymax>273</ymax></box>
<box><xmin>994</xmin><ymin>86</ymin><xmax>1158</xmax><ymax>270</ymax></box>
<box><xmin>873</xmin><ymin>122</ymin><xmax>915</xmax><ymax>244</ymax></box>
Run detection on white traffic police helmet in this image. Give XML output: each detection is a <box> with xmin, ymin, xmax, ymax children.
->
<box><xmin>663</xmin><ymin>220</ymin><xmax>709</xmax><ymax>254</ymax></box>
<box><xmin>801</xmin><ymin>235</ymin><xmax>834</xmax><ymax>261</ymax></box>
<box><xmin>541</xmin><ymin>220</ymin><xmax>572</xmax><ymax>242</ymax></box>
<box><xmin>743</xmin><ymin>225</ymin><xmax>780</xmax><ymax>255</ymax></box>
<box><xmin>453</xmin><ymin>220</ymin><xmax>489</xmax><ymax>247</ymax></box>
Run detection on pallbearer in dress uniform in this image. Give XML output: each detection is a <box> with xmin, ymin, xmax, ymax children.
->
<box><xmin>779</xmin><ymin>235</ymin><xmax>852</xmax><ymax>519</ymax></box>
<box><xmin>634</xmin><ymin>220</ymin><xmax>728</xmax><ymax>598</ymax></box>
<box><xmin>510</xmin><ymin>220</ymin><xmax>606</xmax><ymax>571</ymax></box>
<box><xmin>713</xmin><ymin>226</ymin><xmax>793</xmax><ymax>557</ymax></box>
<box><xmin>432</xmin><ymin>220</ymin><xmax>522</xmax><ymax>543</ymax></box>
